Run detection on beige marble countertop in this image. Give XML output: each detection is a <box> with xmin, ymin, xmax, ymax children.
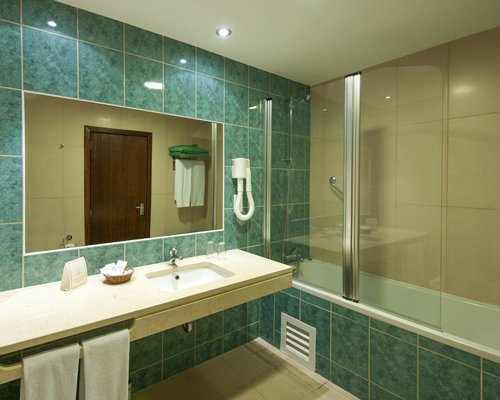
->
<box><xmin>0</xmin><ymin>250</ymin><xmax>291</xmax><ymax>356</ymax></box>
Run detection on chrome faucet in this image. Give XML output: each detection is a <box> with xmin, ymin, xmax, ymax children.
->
<box><xmin>168</xmin><ymin>247</ymin><xmax>183</xmax><ymax>266</ymax></box>
<box><xmin>284</xmin><ymin>249</ymin><xmax>303</xmax><ymax>277</ymax></box>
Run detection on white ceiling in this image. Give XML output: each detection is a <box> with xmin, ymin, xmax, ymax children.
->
<box><xmin>59</xmin><ymin>0</ymin><xmax>500</xmax><ymax>86</ymax></box>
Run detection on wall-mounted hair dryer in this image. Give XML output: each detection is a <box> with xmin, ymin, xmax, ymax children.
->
<box><xmin>232</xmin><ymin>158</ymin><xmax>254</xmax><ymax>221</ymax></box>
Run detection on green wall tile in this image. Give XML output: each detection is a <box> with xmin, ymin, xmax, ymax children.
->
<box><xmin>195</xmin><ymin>312</ymin><xmax>223</xmax><ymax>345</ymax></box>
<box><xmin>23</xmin><ymin>27</ymin><xmax>77</xmax><ymax>97</ymax></box>
<box><xmin>125</xmin><ymin>239</ymin><xmax>163</xmax><ymax>267</ymax></box>
<box><xmin>23</xmin><ymin>0</ymin><xmax>77</xmax><ymax>38</ymax></box>
<box><xmin>130</xmin><ymin>363</ymin><xmax>162</xmax><ymax>393</ymax></box>
<box><xmin>224</xmin><ymin>124</ymin><xmax>248</xmax><ymax>166</ymax></box>
<box><xmin>164</xmin><ymin>234</ymin><xmax>195</xmax><ymax>259</ymax></box>
<box><xmin>370</xmin><ymin>330</ymin><xmax>417</xmax><ymax>400</ymax></box>
<box><xmin>484</xmin><ymin>373</ymin><xmax>500</xmax><ymax>400</ymax></box>
<box><xmin>0</xmin><ymin>0</ymin><xmax>20</xmax><ymax>22</ymax></box>
<box><xmin>248</xmin><ymin>322</ymin><xmax>260</xmax><ymax>340</ymax></box>
<box><xmin>271</xmin><ymin>131</ymin><xmax>288</xmax><ymax>168</ymax></box>
<box><xmin>163</xmin><ymin>349</ymin><xmax>194</xmax><ymax>379</ymax></box>
<box><xmin>79</xmin><ymin>42</ymin><xmax>123</xmax><ymax>105</ymax></box>
<box><xmin>248</xmin><ymin>206</ymin><xmax>263</xmax><ymax>246</ymax></box>
<box><xmin>419</xmin><ymin>336</ymin><xmax>480</xmax><ymax>368</ymax></box>
<box><xmin>0</xmin><ymin>89</ymin><xmax>22</xmax><ymax>155</ymax></box>
<box><xmin>292</xmin><ymin>101</ymin><xmax>310</xmax><ymax>136</ymax></box>
<box><xmin>194</xmin><ymin>231</ymin><xmax>224</xmax><ymax>256</ymax></box>
<box><xmin>164</xmin><ymin>37</ymin><xmax>195</xmax><ymax>70</ymax></box>
<box><xmin>251</xmin><ymin>167</ymin><xmax>263</xmax><ymax>207</ymax></box>
<box><xmin>274</xmin><ymin>291</ymin><xmax>299</xmax><ymax>328</ymax></box>
<box><xmin>78</xmin><ymin>10</ymin><xmax>122</xmax><ymax>50</ymax></box>
<box><xmin>224</xmin><ymin>304</ymin><xmax>247</xmax><ymax>333</ymax></box>
<box><xmin>248</xmin><ymin>89</ymin><xmax>267</xmax><ymax>128</ymax></box>
<box><xmin>80</xmin><ymin>244</ymin><xmax>125</xmax><ymax>275</ymax></box>
<box><xmin>332</xmin><ymin>304</ymin><xmax>368</xmax><ymax>326</ymax></box>
<box><xmin>316</xmin><ymin>354</ymin><xmax>331</xmax><ymax>380</ymax></box>
<box><xmin>223</xmin><ymin>327</ymin><xmax>248</xmax><ymax>352</ymax></box>
<box><xmin>289</xmin><ymin>80</ymin><xmax>306</xmax><ymax>100</ymax></box>
<box><xmin>282</xmin><ymin>287</ymin><xmax>300</xmax><ymax>298</ymax></box>
<box><xmin>331</xmin><ymin>362</ymin><xmax>368</xmax><ymax>400</ymax></box>
<box><xmin>0</xmin><ymin>379</ymin><xmax>19</xmax><ymax>400</ymax></box>
<box><xmin>484</xmin><ymin>359</ymin><xmax>500</xmax><ymax>377</ymax></box>
<box><xmin>125</xmin><ymin>24</ymin><xmax>162</xmax><ymax>61</ymax></box>
<box><xmin>301</xmin><ymin>292</ymin><xmax>330</xmax><ymax>311</ymax></box>
<box><xmin>130</xmin><ymin>333</ymin><xmax>162</xmax><ymax>371</ymax></box>
<box><xmin>331</xmin><ymin>313</ymin><xmax>368</xmax><ymax>378</ymax></box>
<box><xmin>248</xmin><ymin>300</ymin><xmax>260</xmax><ymax>324</ymax></box>
<box><xmin>260</xmin><ymin>294</ymin><xmax>275</xmax><ymax>344</ymax></box>
<box><xmin>0</xmin><ymin>223</ymin><xmax>22</xmax><ymax>291</ymax></box>
<box><xmin>249</xmin><ymin>128</ymin><xmax>264</xmax><ymax>167</ymax></box>
<box><xmin>419</xmin><ymin>348</ymin><xmax>480</xmax><ymax>400</ymax></box>
<box><xmin>223</xmin><ymin>209</ymin><xmax>247</xmax><ymax>249</ymax></box>
<box><xmin>225</xmin><ymin>58</ymin><xmax>248</xmax><ymax>85</ymax></box>
<box><xmin>0</xmin><ymin>157</ymin><xmax>22</xmax><ymax>222</ymax></box>
<box><xmin>249</xmin><ymin>66</ymin><xmax>269</xmax><ymax>92</ymax></box>
<box><xmin>125</xmin><ymin>54</ymin><xmax>162</xmax><ymax>111</ymax></box>
<box><xmin>370</xmin><ymin>384</ymin><xmax>403</xmax><ymax>400</ymax></box>
<box><xmin>371</xmin><ymin>319</ymin><xmax>417</xmax><ymax>344</ymax></box>
<box><xmin>164</xmin><ymin>65</ymin><xmax>195</xmax><ymax>117</ymax></box>
<box><xmin>0</xmin><ymin>22</ymin><xmax>21</xmax><ymax>89</ymax></box>
<box><xmin>270</xmin><ymin>74</ymin><xmax>288</xmax><ymax>97</ymax></box>
<box><xmin>195</xmin><ymin>338</ymin><xmax>222</xmax><ymax>364</ymax></box>
<box><xmin>272</xmin><ymin>96</ymin><xmax>289</xmax><ymax>133</ymax></box>
<box><xmin>301</xmin><ymin>301</ymin><xmax>330</xmax><ymax>359</ymax></box>
<box><xmin>225</xmin><ymin>82</ymin><xmax>248</xmax><ymax>126</ymax></box>
<box><xmin>163</xmin><ymin>324</ymin><xmax>194</xmax><ymax>357</ymax></box>
<box><xmin>271</xmin><ymin>169</ymin><xmax>288</xmax><ymax>205</ymax></box>
<box><xmin>270</xmin><ymin>205</ymin><xmax>286</xmax><ymax>242</ymax></box>
<box><xmin>197</xmin><ymin>48</ymin><xmax>224</xmax><ymax>79</ymax></box>
<box><xmin>196</xmin><ymin>75</ymin><xmax>223</xmax><ymax>122</ymax></box>
<box><xmin>24</xmin><ymin>250</ymin><xmax>78</xmax><ymax>286</ymax></box>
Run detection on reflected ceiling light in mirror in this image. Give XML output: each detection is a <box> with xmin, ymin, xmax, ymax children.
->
<box><xmin>47</xmin><ymin>20</ymin><xmax>57</xmax><ymax>27</ymax></box>
<box><xmin>180</xmin><ymin>59</ymin><xmax>187</xmax><ymax>64</ymax></box>
<box><xmin>216</xmin><ymin>27</ymin><xmax>232</xmax><ymax>37</ymax></box>
<box><xmin>144</xmin><ymin>81</ymin><xmax>163</xmax><ymax>90</ymax></box>
<box><xmin>248</xmin><ymin>105</ymin><xmax>258</xmax><ymax>110</ymax></box>
<box><xmin>384</xmin><ymin>95</ymin><xmax>392</xmax><ymax>100</ymax></box>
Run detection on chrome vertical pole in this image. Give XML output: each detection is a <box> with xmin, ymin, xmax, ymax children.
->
<box><xmin>343</xmin><ymin>73</ymin><xmax>361</xmax><ymax>302</ymax></box>
<box><xmin>263</xmin><ymin>98</ymin><xmax>273</xmax><ymax>258</ymax></box>
<box><xmin>211</xmin><ymin>123</ymin><xmax>218</xmax><ymax>229</ymax></box>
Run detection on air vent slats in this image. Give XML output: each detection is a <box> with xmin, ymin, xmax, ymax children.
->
<box><xmin>280</xmin><ymin>313</ymin><xmax>316</xmax><ymax>371</ymax></box>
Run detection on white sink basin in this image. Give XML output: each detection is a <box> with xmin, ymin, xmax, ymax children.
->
<box><xmin>146</xmin><ymin>262</ymin><xmax>233</xmax><ymax>293</ymax></box>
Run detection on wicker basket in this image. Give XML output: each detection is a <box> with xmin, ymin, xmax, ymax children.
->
<box><xmin>104</xmin><ymin>268</ymin><xmax>134</xmax><ymax>284</ymax></box>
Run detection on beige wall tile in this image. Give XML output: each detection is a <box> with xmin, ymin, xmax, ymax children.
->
<box><xmin>25</xmin><ymin>198</ymin><xmax>65</xmax><ymax>253</ymax></box>
<box><xmin>448</xmin><ymin>113</ymin><xmax>500</xmax><ymax>209</ymax></box>
<box><xmin>396</xmin><ymin>121</ymin><xmax>443</xmax><ymax>206</ymax></box>
<box><xmin>62</xmin><ymin>145</ymin><xmax>84</xmax><ymax>198</ymax></box>
<box><xmin>449</xmin><ymin>26</ymin><xmax>500</xmax><ymax>118</ymax></box>
<box><xmin>63</xmin><ymin>197</ymin><xmax>85</xmax><ymax>247</ymax></box>
<box><xmin>397</xmin><ymin>45</ymin><xmax>447</xmax><ymax>126</ymax></box>
<box><xmin>61</xmin><ymin>100</ymin><xmax>93</xmax><ymax>146</ymax></box>
<box><xmin>25</xmin><ymin>143</ymin><xmax>63</xmax><ymax>198</ymax></box>
<box><xmin>446</xmin><ymin>207</ymin><xmax>500</xmax><ymax>306</ymax></box>
<box><xmin>24</xmin><ymin>94</ymin><xmax>62</xmax><ymax>145</ymax></box>
<box><xmin>93</xmin><ymin>103</ymin><xmax>122</xmax><ymax>128</ymax></box>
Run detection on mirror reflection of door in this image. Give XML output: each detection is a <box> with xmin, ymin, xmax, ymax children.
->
<box><xmin>84</xmin><ymin>126</ymin><xmax>152</xmax><ymax>245</ymax></box>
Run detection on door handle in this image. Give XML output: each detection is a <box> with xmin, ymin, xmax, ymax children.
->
<box><xmin>135</xmin><ymin>203</ymin><xmax>145</xmax><ymax>216</ymax></box>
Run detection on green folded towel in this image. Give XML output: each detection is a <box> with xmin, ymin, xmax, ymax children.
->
<box><xmin>169</xmin><ymin>144</ymin><xmax>209</xmax><ymax>158</ymax></box>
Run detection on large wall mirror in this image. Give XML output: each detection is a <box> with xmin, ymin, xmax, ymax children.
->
<box><xmin>24</xmin><ymin>93</ymin><xmax>223</xmax><ymax>253</ymax></box>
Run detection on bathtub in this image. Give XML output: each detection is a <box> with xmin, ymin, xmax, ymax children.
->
<box><xmin>293</xmin><ymin>258</ymin><xmax>500</xmax><ymax>359</ymax></box>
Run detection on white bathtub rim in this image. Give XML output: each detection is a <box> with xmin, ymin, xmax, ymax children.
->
<box><xmin>293</xmin><ymin>280</ymin><xmax>500</xmax><ymax>365</ymax></box>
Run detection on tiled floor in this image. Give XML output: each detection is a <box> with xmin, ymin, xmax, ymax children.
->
<box><xmin>133</xmin><ymin>338</ymin><xmax>359</xmax><ymax>400</ymax></box>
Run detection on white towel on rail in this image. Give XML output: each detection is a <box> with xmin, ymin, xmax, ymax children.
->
<box><xmin>190</xmin><ymin>160</ymin><xmax>205</xmax><ymax>207</ymax></box>
<box><xmin>174</xmin><ymin>159</ymin><xmax>192</xmax><ymax>208</ymax></box>
<box><xmin>20</xmin><ymin>343</ymin><xmax>80</xmax><ymax>400</ymax></box>
<box><xmin>79</xmin><ymin>329</ymin><xmax>130</xmax><ymax>400</ymax></box>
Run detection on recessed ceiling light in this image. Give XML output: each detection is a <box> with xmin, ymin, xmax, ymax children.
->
<box><xmin>180</xmin><ymin>59</ymin><xmax>187</xmax><ymax>64</ymax></box>
<box><xmin>144</xmin><ymin>82</ymin><xmax>163</xmax><ymax>90</ymax></box>
<box><xmin>216</xmin><ymin>27</ymin><xmax>232</xmax><ymax>38</ymax></box>
<box><xmin>47</xmin><ymin>20</ymin><xmax>57</xmax><ymax>27</ymax></box>
<box><xmin>384</xmin><ymin>95</ymin><xmax>392</xmax><ymax>100</ymax></box>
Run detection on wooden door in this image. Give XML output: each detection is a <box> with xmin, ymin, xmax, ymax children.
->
<box><xmin>84</xmin><ymin>126</ymin><xmax>152</xmax><ymax>245</ymax></box>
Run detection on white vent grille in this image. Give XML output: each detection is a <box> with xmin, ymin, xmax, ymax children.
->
<box><xmin>280</xmin><ymin>313</ymin><xmax>316</xmax><ymax>370</ymax></box>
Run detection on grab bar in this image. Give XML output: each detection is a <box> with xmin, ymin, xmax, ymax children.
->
<box><xmin>329</xmin><ymin>176</ymin><xmax>344</xmax><ymax>201</ymax></box>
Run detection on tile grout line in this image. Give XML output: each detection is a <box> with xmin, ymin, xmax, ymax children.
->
<box><xmin>416</xmin><ymin>335</ymin><xmax>420</xmax><ymax>400</ymax></box>
<box><xmin>480</xmin><ymin>357</ymin><xmax>483</xmax><ymax>400</ymax></box>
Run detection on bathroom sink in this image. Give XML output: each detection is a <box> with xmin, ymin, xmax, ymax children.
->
<box><xmin>146</xmin><ymin>262</ymin><xmax>233</xmax><ymax>293</ymax></box>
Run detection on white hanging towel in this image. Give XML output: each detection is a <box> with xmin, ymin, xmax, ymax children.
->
<box><xmin>191</xmin><ymin>160</ymin><xmax>205</xmax><ymax>207</ymax></box>
<box><xmin>174</xmin><ymin>159</ymin><xmax>192</xmax><ymax>208</ymax></box>
<box><xmin>79</xmin><ymin>329</ymin><xmax>130</xmax><ymax>400</ymax></box>
<box><xmin>20</xmin><ymin>343</ymin><xmax>80</xmax><ymax>400</ymax></box>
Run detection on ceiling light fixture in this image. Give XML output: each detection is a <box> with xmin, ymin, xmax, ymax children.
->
<box><xmin>216</xmin><ymin>27</ymin><xmax>232</xmax><ymax>38</ymax></box>
<box><xmin>47</xmin><ymin>20</ymin><xmax>57</xmax><ymax>27</ymax></box>
<box><xmin>144</xmin><ymin>82</ymin><xmax>163</xmax><ymax>90</ymax></box>
<box><xmin>384</xmin><ymin>95</ymin><xmax>392</xmax><ymax>100</ymax></box>
<box><xmin>180</xmin><ymin>59</ymin><xmax>187</xmax><ymax>64</ymax></box>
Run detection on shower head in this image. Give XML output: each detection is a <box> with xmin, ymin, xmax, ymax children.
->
<box><xmin>289</xmin><ymin>94</ymin><xmax>311</xmax><ymax>109</ymax></box>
